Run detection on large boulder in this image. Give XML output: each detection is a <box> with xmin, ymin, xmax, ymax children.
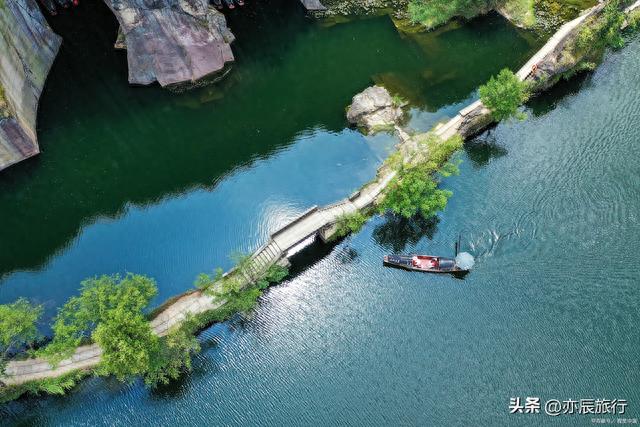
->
<box><xmin>105</xmin><ymin>0</ymin><xmax>235</xmax><ymax>86</ymax></box>
<box><xmin>346</xmin><ymin>86</ymin><xmax>404</xmax><ymax>134</ymax></box>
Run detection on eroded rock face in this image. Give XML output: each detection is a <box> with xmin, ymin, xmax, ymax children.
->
<box><xmin>346</xmin><ymin>86</ymin><xmax>404</xmax><ymax>134</ymax></box>
<box><xmin>0</xmin><ymin>0</ymin><xmax>61</xmax><ymax>171</ymax></box>
<box><xmin>105</xmin><ymin>0</ymin><xmax>235</xmax><ymax>86</ymax></box>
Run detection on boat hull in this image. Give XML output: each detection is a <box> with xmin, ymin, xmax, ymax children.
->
<box><xmin>383</xmin><ymin>255</ymin><xmax>469</xmax><ymax>276</ymax></box>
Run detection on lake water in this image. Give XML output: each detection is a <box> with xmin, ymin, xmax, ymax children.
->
<box><xmin>3</xmin><ymin>1</ymin><xmax>639</xmax><ymax>426</ymax></box>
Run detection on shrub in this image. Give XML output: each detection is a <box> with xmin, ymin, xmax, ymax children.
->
<box><xmin>479</xmin><ymin>68</ymin><xmax>530</xmax><ymax>122</ymax></box>
<box><xmin>334</xmin><ymin>211</ymin><xmax>369</xmax><ymax>238</ymax></box>
<box><xmin>379</xmin><ymin>134</ymin><xmax>463</xmax><ymax>219</ymax></box>
<box><xmin>0</xmin><ymin>370</ymin><xmax>88</xmax><ymax>403</ymax></box>
<box><xmin>379</xmin><ymin>166</ymin><xmax>453</xmax><ymax>218</ymax></box>
<box><xmin>264</xmin><ymin>264</ymin><xmax>289</xmax><ymax>284</ymax></box>
<box><xmin>408</xmin><ymin>0</ymin><xmax>490</xmax><ymax>29</ymax></box>
<box><xmin>144</xmin><ymin>322</ymin><xmax>200</xmax><ymax>387</ymax></box>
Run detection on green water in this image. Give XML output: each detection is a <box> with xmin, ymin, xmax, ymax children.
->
<box><xmin>7</xmin><ymin>2</ymin><xmax>638</xmax><ymax>426</ymax></box>
<box><xmin>4</xmin><ymin>28</ymin><xmax>640</xmax><ymax>424</ymax></box>
<box><xmin>0</xmin><ymin>1</ymin><xmax>538</xmax><ymax>320</ymax></box>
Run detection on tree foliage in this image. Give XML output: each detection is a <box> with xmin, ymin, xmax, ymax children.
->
<box><xmin>143</xmin><ymin>322</ymin><xmax>200</xmax><ymax>387</ymax></box>
<box><xmin>379</xmin><ymin>134</ymin><xmax>463</xmax><ymax>219</ymax></box>
<box><xmin>408</xmin><ymin>0</ymin><xmax>491</xmax><ymax>29</ymax></box>
<box><xmin>479</xmin><ymin>68</ymin><xmax>530</xmax><ymax>122</ymax></box>
<box><xmin>93</xmin><ymin>310</ymin><xmax>158</xmax><ymax>382</ymax></box>
<box><xmin>39</xmin><ymin>274</ymin><xmax>157</xmax><ymax>364</ymax></box>
<box><xmin>334</xmin><ymin>211</ymin><xmax>369</xmax><ymax>239</ymax></box>
<box><xmin>380</xmin><ymin>167</ymin><xmax>453</xmax><ymax>218</ymax></box>
<box><xmin>0</xmin><ymin>299</ymin><xmax>42</xmax><ymax>374</ymax></box>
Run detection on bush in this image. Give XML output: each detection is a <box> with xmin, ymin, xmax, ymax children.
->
<box><xmin>144</xmin><ymin>323</ymin><xmax>200</xmax><ymax>387</ymax></box>
<box><xmin>39</xmin><ymin>274</ymin><xmax>157</xmax><ymax>365</ymax></box>
<box><xmin>479</xmin><ymin>68</ymin><xmax>530</xmax><ymax>122</ymax></box>
<box><xmin>601</xmin><ymin>0</ymin><xmax>625</xmax><ymax>49</ymax></box>
<box><xmin>0</xmin><ymin>370</ymin><xmax>88</xmax><ymax>403</ymax></box>
<box><xmin>379</xmin><ymin>167</ymin><xmax>453</xmax><ymax>218</ymax></box>
<box><xmin>408</xmin><ymin>0</ymin><xmax>490</xmax><ymax>29</ymax></box>
<box><xmin>264</xmin><ymin>264</ymin><xmax>289</xmax><ymax>284</ymax></box>
<box><xmin>379</xmin><ymin>134</ymin><xmax>463</xmax><ymax>219</ymax></box>
<box><xmin>334</xmin><ymin>211</ymin><xmax>369</xmax><ymax>238</ymax></box>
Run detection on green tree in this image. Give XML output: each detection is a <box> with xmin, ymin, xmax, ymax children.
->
<box><xmin>39</xmin><ymin>274</ymin><xmax>157</xmax><ymax>364</ymax></box>
<box><xmin>0</xmin><ymin>299</ymin><xmax>42</xmax><ymax>374</ymax></box>
<box><xmin>93</xmin><ymin>310</ymin><xmax>158</xmax><ymax>382</ymax></box>
<box><xmin>144</xmin><ymin>323</ymin><xmax>200</xmax><ymax>387</ymax></box>
<box><xmin>379</xmin><ymin>166</ymin><xmax>453</xmax><ymax>219</ymax></box>
<box><xmin>479</xmin><ymin>68</ymin><xmax>529</xmax><ymax>122</ymax></box>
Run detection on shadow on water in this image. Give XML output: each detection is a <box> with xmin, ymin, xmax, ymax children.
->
<box><xmin>372</xmin><ymin>213</ymin><xmax>439</xmax><ymax>253</ymax></box>
<box><xmin>528</xmin><ymin>71</ymin><xmax>592</xmax><ymax>117</ymax></box>
<box><xmin>464</xmin><ymin>133</ymin><xmax>509</xmax><ymax>168</ymax></box>
<box><xmin>0</xmin><ymin>0</ymin><xmax>540</xmax><ymax>284</ymax></box>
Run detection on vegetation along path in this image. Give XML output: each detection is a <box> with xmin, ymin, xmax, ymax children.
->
<box><xmin>3</xmin><ymin>0</ymin><xmax>639</xmax><ymax>390</ymax></box>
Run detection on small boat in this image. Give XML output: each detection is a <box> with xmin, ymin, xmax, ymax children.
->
<box><xmin>383</xmin><ymin>254</ymin><xmax>470</xmax><ymax>275</ymax></box>
<box><xmin>236</xmin><ymin>0</ymin><xmax>245</xmax><ymax>5</ymax></box>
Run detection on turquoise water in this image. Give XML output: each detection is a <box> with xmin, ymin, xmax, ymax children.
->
<box><xmin>3</xmin><ymin>2</ymin><xmax>639</xmax><ymax>426</ymax></box>
<box><xmin>0</xmin><ymin>2</ymin><xmax>537</xmax><ymax>321</ymax></box>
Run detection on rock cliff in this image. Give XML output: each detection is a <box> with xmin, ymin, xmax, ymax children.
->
<box><xmin>0</xmin><ymin>0</ymin><xmax>61</xmax><ymax>170</ymax></box>
<box><xmin>104</xmin><ymin>0</ymin><xmax>235</xmax><ymax>86</ymax></box>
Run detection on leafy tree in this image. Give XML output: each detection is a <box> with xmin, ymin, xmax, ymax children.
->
<box><xmin>39</xmin><ymin>274</ymin><xmax>157</xmax><ymax>364</ymax></box>
<box><xmin>93</xmin><ymin>310</ymin><xmax>158</xmax><ymax>382</ymax></box>
<box><xmin>479</xmin><ymin>68</ymin><xmax>530</xmax><ymax>122</ymax></box>
<box><xmin>0</xmin><ymin>299</ymin><xmax>42</xmax><ymax>374</ymax></box>
<box><xmin>144</xmin><ymin>323</ymin><xmax>200</xmax><ymax>387</ymax></box>
<box><xmin>379</xmin><ymin>133</ymin><xmax>462</xmax><ymax>220</ymax></box>
<box><xmin>379</xmin><ymin>166</ymin><xmax>453</xmax><ymax>219</ymax></box>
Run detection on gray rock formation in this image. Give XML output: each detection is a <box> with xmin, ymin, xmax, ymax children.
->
<box><xmin>0</xmin><ymin>0</ymin><xmax>61</xmax><ymax>170</ymax></box>
<box><xmin>105</xmin><ymin>0</ymin><xmax>235</xmax><ymax>86</ymax></box>
<box><xmin>346</xmin><ymin>86</ymin><xmax>404</xmax><ymax>134</ymax></box>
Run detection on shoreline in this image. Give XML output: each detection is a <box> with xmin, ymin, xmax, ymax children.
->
<box><xmin>2</xmin><ymin>0</ymin><xmax>638</xmax><ymax>400</ymax></box>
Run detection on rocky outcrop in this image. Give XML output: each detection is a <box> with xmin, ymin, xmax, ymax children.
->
<box><xmin>104</xmin><ymin>0</ymin><xmax>235</xmax><ymax>86</ymax></box>
<box><xmin>346</xmin><ymin>86</ymin><xmax>405</xmax><ymax>134</ymax></box>
<box><xmin>0</xmin><ymin>0</ymin><xmax>61</xmax><ymax>170</ymax></box>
